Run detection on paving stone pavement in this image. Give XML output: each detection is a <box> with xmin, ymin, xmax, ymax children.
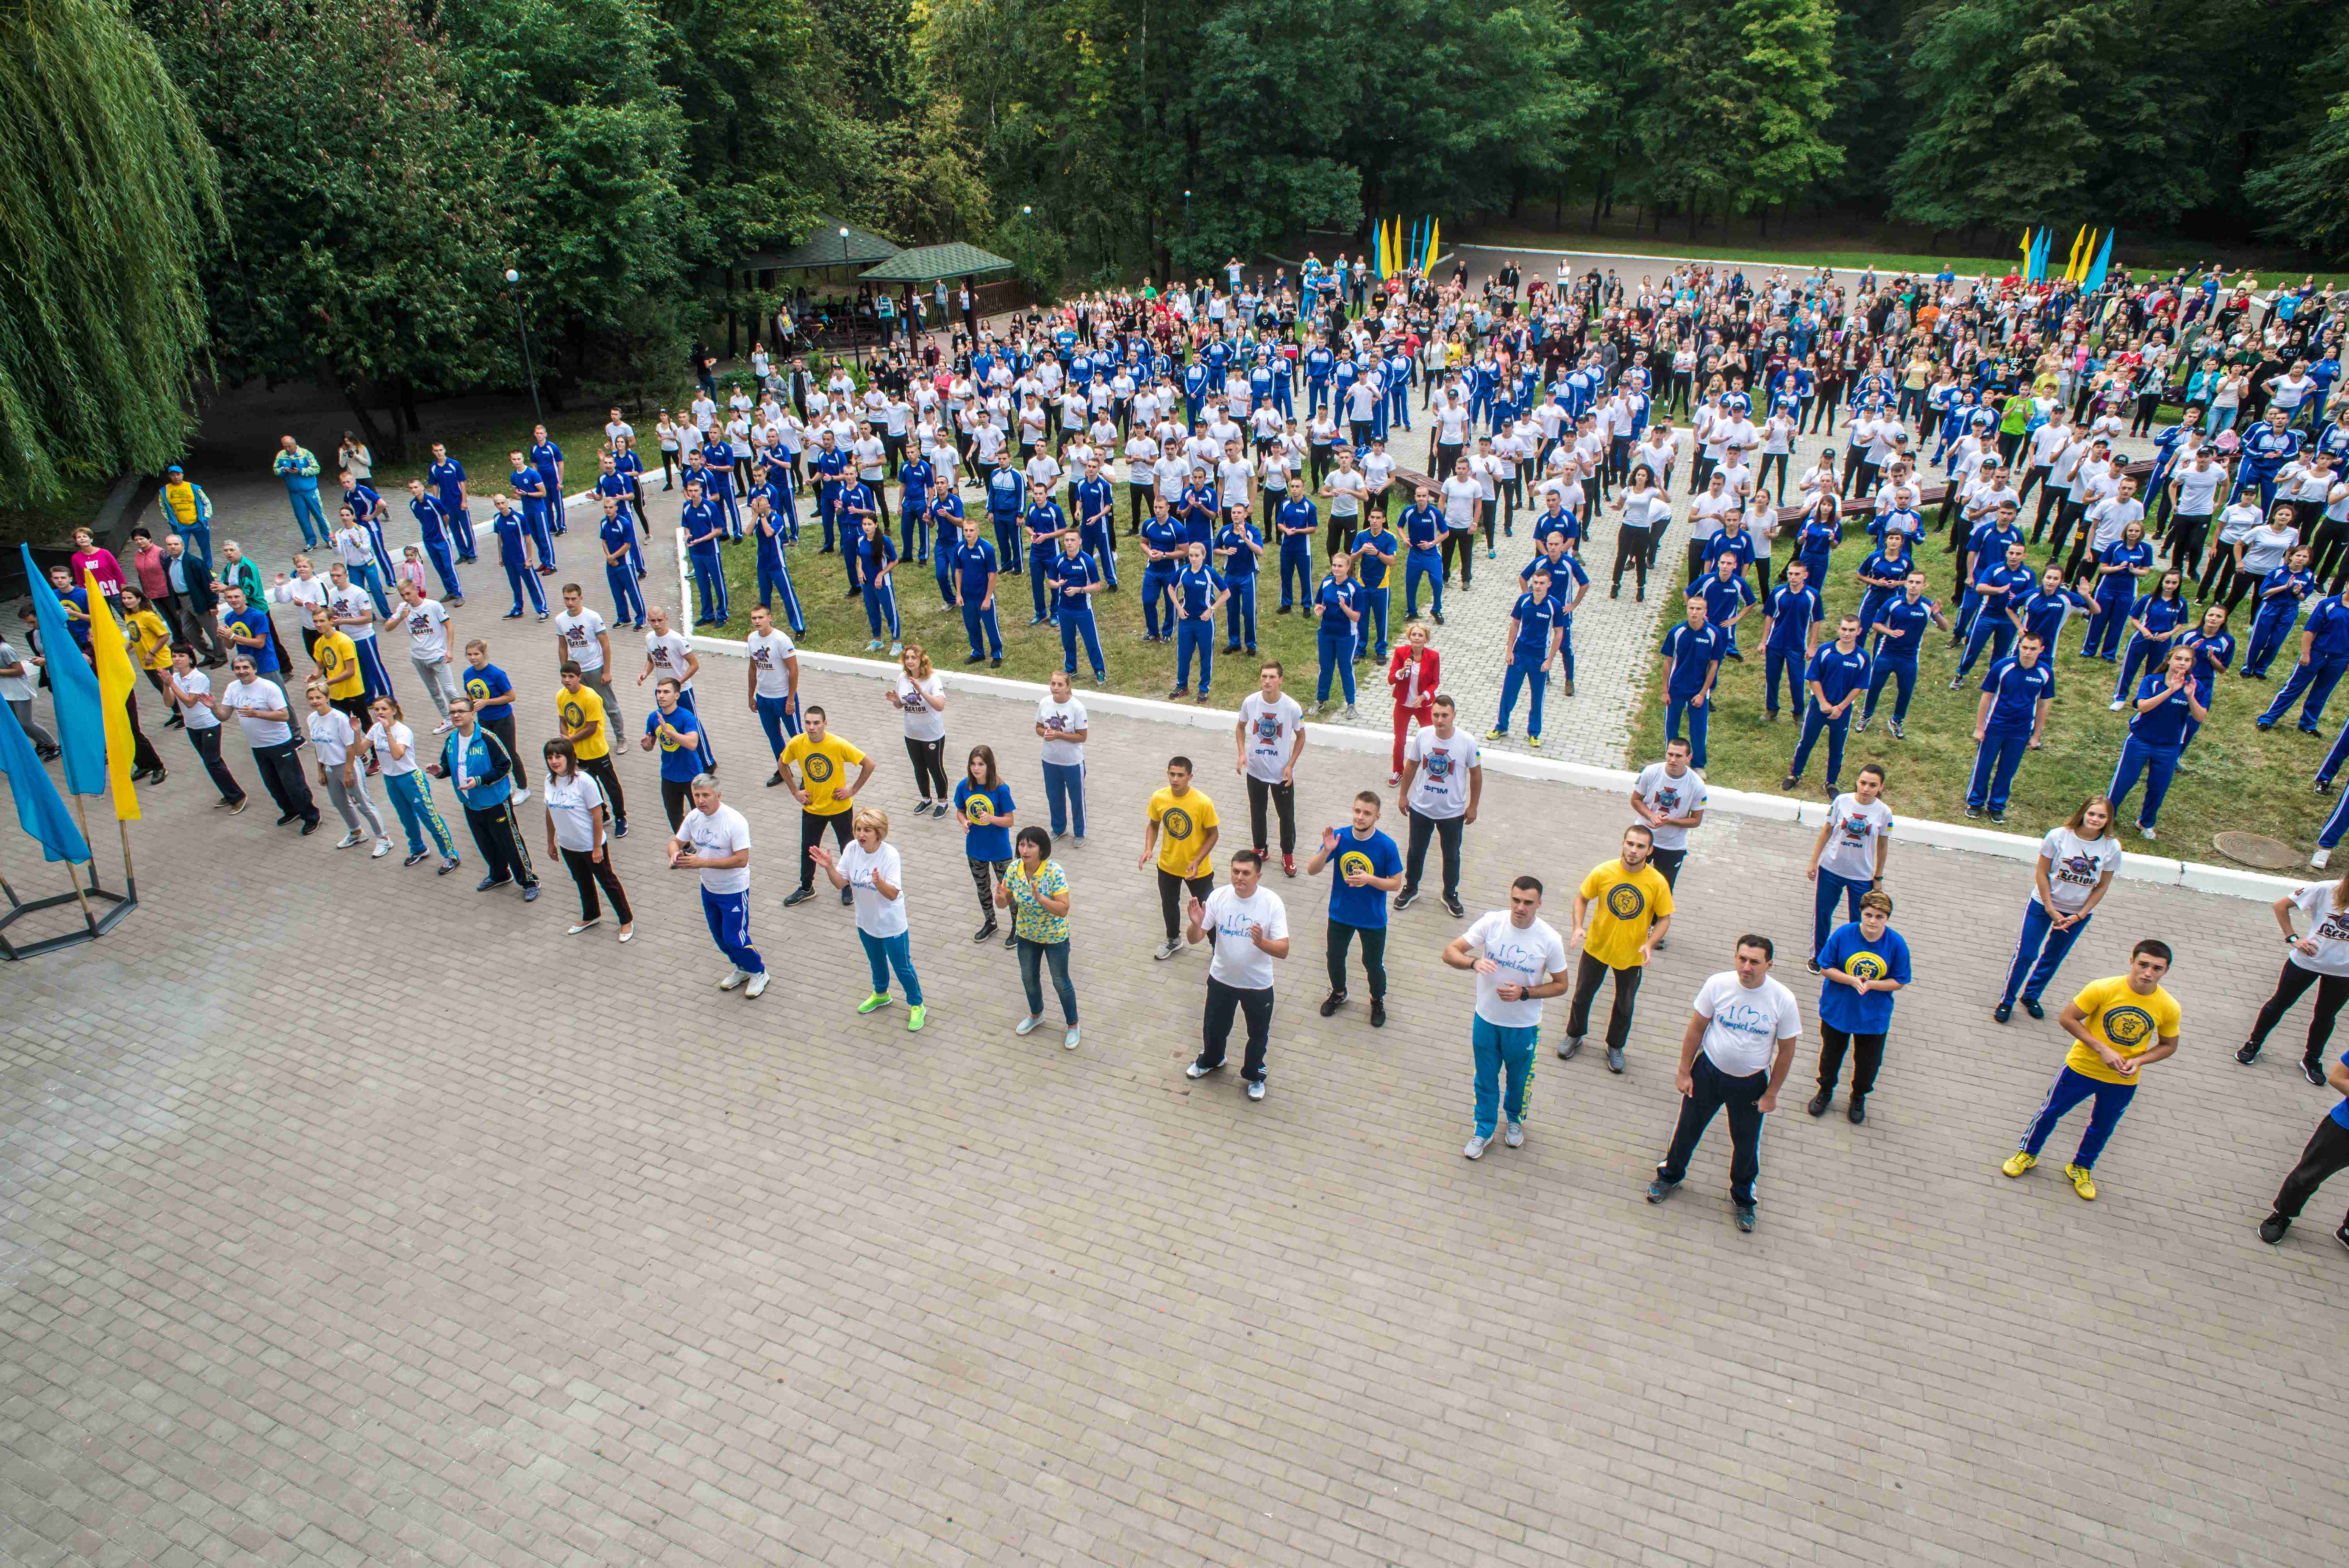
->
<box><xmin>4</xmin><ymin>638</ymin><xmax>2344</xmax><ymax>1568</ymax></box>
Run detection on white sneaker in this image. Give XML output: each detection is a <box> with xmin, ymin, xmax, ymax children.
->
<box><xmin>1463</xmin><ymin>1133</ymin><xmax>1491</xmax><ymax>1160</ymax></box>
<box><xmin>432</xmin><ymin>721</ymin><xmax>454</xmax><ymax>734</ymax></box>
<box><xmin>1153</xmin><ymin>936</ymin><xmax>1183</xmax><ymax>960</ymax></box>
<box><xmin>370</xmin><ymin>840</ymin><xmax>391</xmax><ymax>858</ymax></box>
<box><xmin>2107</xmin><ymin>699</ymin><xmax>2127</xmax><ymax>711</ymax></box>
<box><xmin>512</xmin><ymin>786</ymin><xmax>529</xmax><ymax>804</ymax></box>
<box><xmin>1062</xmin><ymin>1027</ymin><xmax>1080</xmax><ymax>1051</ymax></box>
<box><xmin>335</xmin><ymin>830</ymin><xmax>365</xmax><ymax>849</ymax></box>
<box><xmin>718</xmin><ymin>969</ymin><xmax>749</xmax><ymax>991</ymax></box>
<box><xmin>1015</xmin><ymin>1015</ymin><xmax>1043</xmax><ymax>1035</ymax></box>
<box><xmin>2314</xmin><ymin>848</ymin><xmax>2333</xmax><ymax>870</ymax></box>
<box><xmin>1503</xmin><ymin>1120</ymin><xmax>1524</xmax><ymax>1148</ymax></box>
<box><xmin>745</xmin><ymin>973</ymin><xmax>769</xmax><ymax>998</ymax></box>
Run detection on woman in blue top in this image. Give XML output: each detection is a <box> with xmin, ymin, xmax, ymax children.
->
<box><xmin>1795</xmin><ymin>496</ymin><xmax>1842</xmax><ymax>589</ymax></box>
<box><xmin>2108</xmin><ymin>570</ymin><xmax>2190</xmax><ymax>709</ymax></box>
<box><xmin>1169</xmin><ymin>540</ymin><xmax>1228</xmax><ymax>703</ymax></box>
<box><xmin>2082</xmin><ymin>521</ymin><xmax>2155</xmax><ymax>661</ymax></box>
<box><xmin>2109</xmin><ymin>645</ymin><xmax>2210</xmax><ymax>840</ymax></box>
<box><xmin>1806</xmin><ymin>889</ymin><xmax>1910</xmax><ymax>1124</ymax></box>
<box><xmin>2176</xmin><ymin>603</ymin><xmax>2235</xmax><ymax>753</ymax></box>
<box><xmin>1859</xmin><ymin>568</ymin><xmax>1948</xmax><ymax>736</ymax></box>
<box><xmin>1214</xmin><ymin>502</ymin><xmax>1264</xmax><ymax>655</ymax></box>
<box><xmin>856</xmin><ymin>514</ymin><xmax>900</xmax><ymax>654</ymax></box>
<box><xmin>1311</xmin><ymin>551</ymin><xmax>1365</xmax><ymax>715</ymax></box>
<box><xmin>955</xmin><ymin>743</ymin><xmax>1019</xmax><ymax>946</ymax></box>
<box><xmin>1855</xmin><ymin>531</ymin><xmax>1913</xmax><ymax>636</ymax></box>
<box><xmin>2242</xmin><ymin>544</ymin><xmax>2318</xmax><ymax>678</ymax></box>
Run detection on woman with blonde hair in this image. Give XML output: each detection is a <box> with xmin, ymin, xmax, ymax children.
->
<box><xmin>1993</xmin><ymin>796</ymin><xmax>2123</xmax><ymax>1025</ymax></box>
<box><xmin>885</xmin><ymin>641</ymin><xmax>951</xmax><ymax>814</ymax></box>
<box><xmin>809</xmin><ymin>806</ymin><xmax>926</xmax><ymax>1032</ymax></box>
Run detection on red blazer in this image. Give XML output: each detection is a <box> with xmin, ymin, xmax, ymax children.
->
<box><xmin>1387</xmin><ymin>645</ymin><xmax>1440</xmax><ymax>709</ymax></box>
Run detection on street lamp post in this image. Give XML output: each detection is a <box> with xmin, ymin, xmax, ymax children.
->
<box><xmin>839</xmin><ymin>226</ymin><xmax>861</xmax><ymax>368</ymax></box>
<box><xmin>1182</xmin><ymin>189</ymin><xmax>1192</xmax><ymax>279</ymax></box>
<box><xmin>504</xmin><ymin>268</ymin><xmax>543</xmax><ymax>427</ymax></box>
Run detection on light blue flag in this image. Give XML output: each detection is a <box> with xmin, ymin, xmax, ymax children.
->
<box><xmin>2085</xmin><ymin>230</ymin><xmax>2115</xmax><ymax>293</ymax></box>
<box><xmin>19</xmin><ymin>544</ymin><xmax>106</xmax><ymax>797</ymax></box>
<box><xmin>0</xmin><ymin>693</ymin><xmax>89</xmax><ymax>863</ymax></box>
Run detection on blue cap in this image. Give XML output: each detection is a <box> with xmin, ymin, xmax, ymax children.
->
<box><xmin>164</xmin><ymin>464</ymin><xmax>184</xmax><ymax>475</ymax></box>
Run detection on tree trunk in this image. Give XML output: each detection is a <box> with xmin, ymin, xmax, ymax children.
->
<box><xmin>1590</xmin><ymin>183</ymin><xmax>1602</xmax><ymax>233</ymax></box>
<box><xmin>397</xmin><ymin>378</ymin><xmax>420</xmax><ymax>435</ymax></box>
<box><xmin>1689</xmin><ymin>201</ymin><xmax>1699</xmax><ymax>242</ymax></box>
<box><xmin>331</xmin><ymin>365</ymin><xmax>401</xmax><ymax>464</ymax></box>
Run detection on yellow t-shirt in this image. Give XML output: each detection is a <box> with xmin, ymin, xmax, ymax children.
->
<box><xmin>313</xmin><ymin>629</ymin><xmax>362</xmax><ymax>699</ymax></box>
<box><xmin>161</xmin><ymin>480</ymin><xmax>200</xmax><ymax>527</ymax></box>
<box><xmin>1148</xmin><ymin>784</ymin><xmax>1218</xmax><ymax>876</ymax></box>
<box><xmin>1579</xmin><ymin>859</ymin><xmax>1674</xmax><ymax>971</ymax></box>
<box><xmin>782</xmin><ymin>733</ymin><xmax>865</xmax><ymax>814</ymax></box>
<box><xmin>556</xmin><ymin>684</ymin><xmax>610</xmax><ymax>760</ymax></box>
<box><xmin>2063</xmin><ymin>976</ymin><xmax>2181</xmax><ymax>1085</ymax></box>
<box><xmin>127</xmin><ymin>609</ymin><xmax>172</xmax><ymax>672</ymax></box>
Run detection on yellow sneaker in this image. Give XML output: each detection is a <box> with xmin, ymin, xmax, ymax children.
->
<box><xmin>2065</xmin><ymin>1163</ymin><xmax>2097</xmax><ymax>1200</ymax></box>
<box><xmin>2001</xmin><ymin>1151</ymin><xmax>2037</xmax><ymax>1178</ymax></box>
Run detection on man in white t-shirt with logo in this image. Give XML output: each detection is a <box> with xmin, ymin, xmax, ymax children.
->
<box><xmin>1183</xmin><ymin>849</ymin><xmax>1291</xmax><ymax>1102</ymax></box>
<box><xmin>394</xmin><ymin>580</ymin><xmax>458</xmax><ymax>730</ymax></box>
<box><xmin>1396</xmin><ymin>694</ymin><xmax>1480</xmax><ymax>917</ymax></box>
<box><xmin>553</xmin><ymin>583</ymin><xmax>621</xmax><ymax>749</ymax></box>
<box><xmin>1445</xmin><ymin>874</ymin><xmax>1571</xmax><ymax>1160</ymax></box>
<box><xmin>1630</xmin><ymin>736</ymin><xmax>1708</xmax><ymax>914</ymax></box>
<box><xmin>670</xmin><ymin>773</ymin><xmax>766</xmax><ymax>997</ymax></box>
<box><xmin>1034</xmin><ymin>670</ymin><xmax>1089</xmax><ymax>841</ymax></box>
<box><xmin>743</xmin><ymin>603</ymin><xmax>801</xmax><ymax>776</ymax></box>
<box><xmin>1647</xmin><ymin>935</ymin><xmax>1804</xmax><ymax>1232</ymax></box>
<box><xmin>1806</xmin><ymin>763</ymin><xmax>1893</xmax><ymax>970</ymax></box>
<box><xmin>1234</xmin><ymin>660</ymin><xmax>1307</xmax><ymax>876</ymax></box>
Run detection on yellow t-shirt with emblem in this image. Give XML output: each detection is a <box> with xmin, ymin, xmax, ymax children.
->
<box><xmin>127</xmin><ymin>609</ymin><xmax>173</xmax><ymax>673</ymax></box>
<box><xmin>161</xmin><ymin>480</ymin><xmax>201</xmax><ymax>528</ymax></box>
<box><xmin>2064</xmin><ymin>975</ymin><xmax>2181</xmax><ymax>1085</ymax></box>
<box><xmin>1579</xmin><ymin>859</ymin><xmax>1674</xmax><ymax>971</ymax></box>
<box><xmin>781</xmin><ymin>733</ymin><xmax>865</xmax><ymax>814</ymax></box>
<box><xmin>1148</xmin><ymin>784</ymin><xmax>1218</xmax><ymax>876</ymax></box>
<box><xmin>556</xmin><ymin>684</ymin><xmax>610</xmax><ymax>760</ymax></box>
<box><xmin>313</xmin><ymin>629</ymin><xmax>362</xmax><ymax>699</ymax></box>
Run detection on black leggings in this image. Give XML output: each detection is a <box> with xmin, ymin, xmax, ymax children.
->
<box><xmin>661</xmin><ymin>775</ymin><xmax>694</xmax><ymax>831</ymax></box>
<box><xmin>797</xmin><ymin>809</ymin><xmax>852</xmax><ymax>890</ymax></box>
<box><xmin>1613</xmin><ymin>527</ymin><xmax>1651</xmax><ymax>593</ymax></box>
<box><xmin>560</xmin><ymin>845</ymin><xmax>633</xmax><ymax>923</ymax></box>
<box><xmin>905</xmin><ymin>735</ymin><xmax>950</xmax><ymax>801</ymax></box>
<box><xmin>1816</xmin><ymin>1023</ymin><xmax>1888</xmax><ymax>1096</ymax></box>
<box><xmin>1246</xmin><ymin>775</ymin><xmax>1296</xmax><ymax>855</ymax></box>
<box><xmin>1566</xmin><ymin>950</ymin><xmax>1642</xmax><ymax>1050</ymax></box>
<box><xmin>1158</xmin><ymin>866</ymin><xmax>1215</xmax><ymax>939</ymax></box>
<box><xmin>1326</xmin><ymin>921</ymin><xmax>1387</xmax><ymax>998</ymax></box>
<box><xmin>580</xmin><ymin>753</ymin><xmax>626</xmax><ymax>828</ymax></box>
<box><xmin>2271</xmin><ymin>1113</ymin><xmax>2349</xmax><ymax>1224</ymax></box>
<box><xmin>2247</xmin><ymin>960</ymin><xmax>2349</xmax><ymax>1065</ymax></box>
<box><xmin>1441</xmin><ymin>529</ymin><xmax>1475</xmax><ymax>585</ymax></box>
<box><xmin>967</xmin><ymin>855</ymin><xmax>1010</xmax><ymax>920</ymax></box>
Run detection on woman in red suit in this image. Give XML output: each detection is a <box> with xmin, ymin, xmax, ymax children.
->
<box><xmin>1385</xmin><ymin>620</ymin><xmax>1440</xmax><ymax>784</ymax></box>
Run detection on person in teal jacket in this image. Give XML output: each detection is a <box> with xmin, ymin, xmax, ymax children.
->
<box><xmin>273</xmin><ymin>435</ymin><xmax>328</xmax><ymax>548</ymax></box>
<box><xmin>428</xmin><ymin>699</ymin><xmax>540</xmax><ymax>900</ymax></box>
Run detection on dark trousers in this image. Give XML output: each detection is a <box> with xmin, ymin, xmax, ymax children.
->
<box><xmin>967</xmin><ymin>855</ymin><xmax>1010</xmax><ymax>920</ymax></box>
<box><xmin>482</xmin><ymin>713</ymin><xmax>527</xmax><ymax>788</ymax></box>
<box><xmin>123</xmin><ymin>693</ymin><xmax>162</xmax><ymax>774</ymax></box>
<box><xmin>1157</xmin><ymin>867</ymin><xmax>1215</xmax><ymax>939</ymax></box>
<box><xmin>1200</xmin><ymin>976</ymin><xmax>1275</xmax><ymax>1083</ymax></box>
<box><xmin>560</xmin><ymin>845</ymin><xmax>632</xmax><ymax>923</ymax></box>
<box><xmin>904</xmin><ymin>736</ymin><xmax>949</xmax><ymax>800</ymax></box>
<box><xmin>1565</xmin><ymin>949</ymin><xmax>1642</xmax><ymax>1049</ymax></box>
<box><xmin>2271</xmin><ymin>1114</ymin><xmax>2349</xmax><ymax>1225</ymax></box>
<box><xmin>1658</xmin><ymin>1052</ymin><xmax>1769</xmax><ymax>1205</ymax></box>
<box><xmin>251</xmin><ymin>738</ymin><xmax>317</xmax><ymax>824</ymax></box>
<box><xmin>1816</xmin><ymin>1023</ymin><xmax>1887</xmax><ymax>1096</ymax></box>
<box><xmin>1246</xmin><ymin>775</ymin><xmax>1296</xmax><ymax>855</ymax></box>
<box><xmin>1326</xmin><ymin>921</ymin><xmax>1387</xmax><ymax>998</ymax></box>
<box><xmin>2247</xmin><ymin>960</ymin><xmax>2349</xmax><ymax>1066</ymax></box>
<box><xmin>463</xmin><ymin>799</ymin><xmax>535</xmax><ymax>886</ymax></box>
<box><xmin>186</xmin><ymin>725</ymin><xmax>245</xmax><ymax>803</ymax></box>
<box><xmin>660</xmin><ymin>775</ymin><xmax>695</xmax><ymax>831</ymax></box>
<box><xmin>580</xmin><ymin>753</ymin><xmax>626</xmax><ymax>829</ymax></box>
<box><xmin>798</xmin><ymin>809</ymin><xmax>853</xmax><ymax>890</ymax></box>
<box><xmin>1612</xmin><ymin>528</ymin><xmax>1650</xmax><ymax>593</ymax></box>
<box><xmin>1649</xmin><ymin>847</ymin><xmax>1685</xmax><ymax>890</ymax></box>
<box><xmin>1403</xmin><ymin>809</ymin><xmax>1464</xmax><ymax>900</ymax></box>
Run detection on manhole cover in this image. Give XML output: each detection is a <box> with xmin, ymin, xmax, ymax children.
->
<box><xmin>2213</xmin><ymin>831</ymin><xmax>2301</xmax><ymax>871</ymax></box>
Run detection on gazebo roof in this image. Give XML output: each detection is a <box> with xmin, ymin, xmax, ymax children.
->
<box><xmin>743</xmin><ymin>219</ymin><xmax>900</xmax><ymax>273</ymax></box>
<box><xmin>860</xmin><ymin>242</ymin><xmax>1016</xmax><ymax>284</ymax></box>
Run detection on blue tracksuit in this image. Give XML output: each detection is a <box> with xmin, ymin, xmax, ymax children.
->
<box><xmin>2260</xmin><ymin>594</ymin><xmax>2349</xmax><ymax>732</ymax></box>
<box><xmin>1790</xmin><ymin>641</ymin><xmax>1870</xmax><ymax>786</ymax></box>
<box><xmin>2109</xmin><ymin>672</ymin><xmax>2200</xmax><ymax>829</ymax></box>
<box><xmin>1968</xmin><ymin>655</ymin><xmax>2055</xmax><ymax>813</ymax></box>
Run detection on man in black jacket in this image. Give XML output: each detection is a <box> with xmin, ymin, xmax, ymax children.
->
<box><xmin>158</xmin><ymin>532</ymin><xmax>223</xmax><ymax>665</ymax></box>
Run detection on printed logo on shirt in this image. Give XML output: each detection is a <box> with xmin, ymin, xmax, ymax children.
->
<box><xmin>561</xmin><ymin>699</ymin><xmax>587</xmax><ymax>731</ymax></box>
<box><xmin>963</xmin><ymin>793</ymin><xmax>995</xmax><ymax>823</ymax></box>
<box><xmin>1605</xmin><ymin>883</ymin><xmax>1645</xmax><ymax>921</ymax></box>
<box><xmin>1422</xmin><ymin>750</ymin><xmax>1458</xmax><ymax>784</ymax></box>
<box><xmin>2101</xmin><ymin>1005</ymin><xmax>2158</xmax><ymax>1050</ymax></box>
<box><xmin>1251</xmin><ymin>713</ymin><xmax>1285</xmax><ymax>747</ymax></box>
<box><xmin>2057</xmin><ymin>853</ymin><xmax>2102</xmax><ymax>887</ymax></box>
<box><xmin>565</xmin><ymin>625</ymin><xmax>589</xmax><ymax>646</ymax></box>
<box><xmin>804</xmin><ymin>753</ymin><xmax>834</xmax><ymax>782</ymax></box>
<box><xmin>1338</xmin><ymin>848</ymin><xmax>1374</xmax><ymax>882</ymax></box>
<box><xmin>1162</xmin><ymin>806</ymin><xmax>1195</xmax><ymax>840</ymax></box>
<box><xmin>1836</xmin><ymin>811</ymin><xmax>1873</xmax><ymax>845</ymax></box>
<box><xmin>1843</xmin><ymin>950</ymin><xmax>1887</xmax><ymax>982</ymax></box>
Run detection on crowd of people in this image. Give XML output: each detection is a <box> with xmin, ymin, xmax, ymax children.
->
<box><xmin>11</xmin><ymin>253</ymin><xmax>2348</xmax><ymax>1253</ymax></box>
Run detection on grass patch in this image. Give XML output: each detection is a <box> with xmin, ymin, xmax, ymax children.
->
<box><xmin>1625</xmin><ymin>521</ymin><xmax>2338</xmax><ymax>859</ymax></box>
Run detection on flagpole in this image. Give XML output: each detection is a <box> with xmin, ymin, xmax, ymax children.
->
<box><xmin>70</xmin><ymin>795</ymin><xmax>103</xmax><ymax>894</ymax></box>
<box><xmin>63</xmin><ymin>863</ymin><xmax>100</xmax><ymax>937</ymax></box>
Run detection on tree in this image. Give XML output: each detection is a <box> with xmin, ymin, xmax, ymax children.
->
<box><xmin>1</xmin><ymin>0</ymin><xmax>219</xmax><ymax>506</ymax></box>
<box><xmin>1632</xmin><ymin>1</ymin><xmax>1841</xmax><ymax>239</ymax></box>
<box><xmin>2244</xmin><ymin>40</ymin><xmax>2349</xmax><ymax>256</ymax></box>
<box><xmin>136</xmin><ymin>0</ymin><xmax>517</xmax><ymax>460</ymax></box>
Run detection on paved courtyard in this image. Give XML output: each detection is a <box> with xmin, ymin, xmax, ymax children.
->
<box><xmin>3</xmin><ymin>634</ymin><xmax>2344</xmax><ymax>1567</ymax></box>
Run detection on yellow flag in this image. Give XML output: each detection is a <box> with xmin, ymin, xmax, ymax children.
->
<box><xmin>1426</xmin><ymin>219</ymin><xmax>1440</xmax><ymax>271</ymax></box>
<box><xmin>2065</xmin><ymin>226</ymin><xmax>2085</xmax><ymax>282</ymax></box>
<box><xmin>80</xmin><ymin>571</ymin><xmax>143</xmax><ymax>822</ymax></box>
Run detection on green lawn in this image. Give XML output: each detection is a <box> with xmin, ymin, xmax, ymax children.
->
<box><xmin>1625</xmin><ymin>523</ymin><xmax>2337</xmax><ymax>862</ymax></box>
<box><xmin>701</xmin><ymin>488</ymin><xmax>1416</xmax><ymax>718</ymax></box>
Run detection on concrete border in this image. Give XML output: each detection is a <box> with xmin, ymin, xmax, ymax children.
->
<box><xmin>671</xmin><ymin>530</ymin><xmax>2306</xmax><ymax>905</ymax></box>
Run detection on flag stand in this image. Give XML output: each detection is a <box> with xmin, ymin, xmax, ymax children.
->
<box><xmin>0</xmin><ymin>793</ymin><xmax>135</xmax><ymax>962</ymax></box>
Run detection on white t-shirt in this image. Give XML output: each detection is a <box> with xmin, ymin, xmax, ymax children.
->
<box><xmin>1237</xmin><ymin>691</ymin><xmax>1305</xmax><ymax>783</ymax></box>
<box><xmin>895</xmin><ymin>672</ymin><xmax>946</xmax><ymax>742</ymax></box>
<box><xmin>171</xmin><ymin>665</ymin><xmax>220</xmax><ymax>731</ymax></box>
<box><xmin>1461</xmin><ymin>911</ymin><xmax>1570</xmax><ymax>1029</ymax></box>
<box><xmin>1201</xmin><ymin>883</ymin><xmax>1288</xmax><ymax>990</ymax></box>
<box><xmin>1405</xmin><ymin>727</ymin><xmax>1478</xmax><ymax>819</ymax></box>
<box><xmin>367</xmin><ymin>718</ymin><xmax>415</xmax><ymax>775</ymax></box>
<box><xmin>839</xmin><ymin>839</ymin><xmax>908</xmax><ymax>937</ymax></box>
<box><xmin>306</xmin><ymin>707</ymin><xmax>359</xmax><ymax>767</ymax></box>
<box><xmin>554</xmin><ymin>608</ymin><xmax>608</xmax><ymax>671</ymax></box>
<box><xmin>543</xmin><ymin>772</ymin><xmax>607</xmax><ymax>853</ymax></box>
<box><xmin>746</xmin><ymin>629</ymin><xmax>798</xmax><ymax>699</ymax></box>
<box><xmin>1692</xmin><ymin>971</ymin><xmax>1804</xmax><ymax>1077</ymax></box>
<box><xmin>676</xmin><ymin>803</ymin><xmax>751</xmax><ymax>895</ymax></box>
<box><xmin>645</xmin><ymin>630</ymin><xmax>694</xmax><ymax>690</ymax></box>
<box><xmin>1440</xmin><ymin>475</ymin><xmax>1481</xmax><ymax>527</ymax></box>
<box><xmin>2037</xmin><ymin>825</ymin><xmax>2121</xmax><ymax>915</ymax></box>
<box><xmin>219</xmin><ymin>678</ymin><xmax>292</xmax><ymax>747</ymax></box>
<box><xmin>2172</xmin><ymin>462</ymin><xmax>2225</xmax><ymax>516</ymax></box>
<box><xmin>1818</xmin><ymin>793</ymin><xmax>1892</xmax><ymax>883</ymax></box>
<box><xmin>398</xmin><ymin>599</ymin><xmax>449</xmax><ymax>662</ymax></box>
<box><xmin>1036</xmin><ymin>695</ymin><xmax>1088</xmax><ymax>767</ymax></box>
<box><xmin>1633</xmin><ymin>762</ymin><xmax>1709</xmax><ymax>852</ymax></box>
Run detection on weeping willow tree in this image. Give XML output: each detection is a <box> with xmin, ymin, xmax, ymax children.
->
<box><xmin>0</xmin><ymin>0</ymin><xmax>220</xmax><ymax>508</ymax></box>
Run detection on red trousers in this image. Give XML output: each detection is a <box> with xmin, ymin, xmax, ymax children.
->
<box><xmin>1392</xmin><ymin>701</ymin><xmax>1431</xmax><ymax>775</ymax></box>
